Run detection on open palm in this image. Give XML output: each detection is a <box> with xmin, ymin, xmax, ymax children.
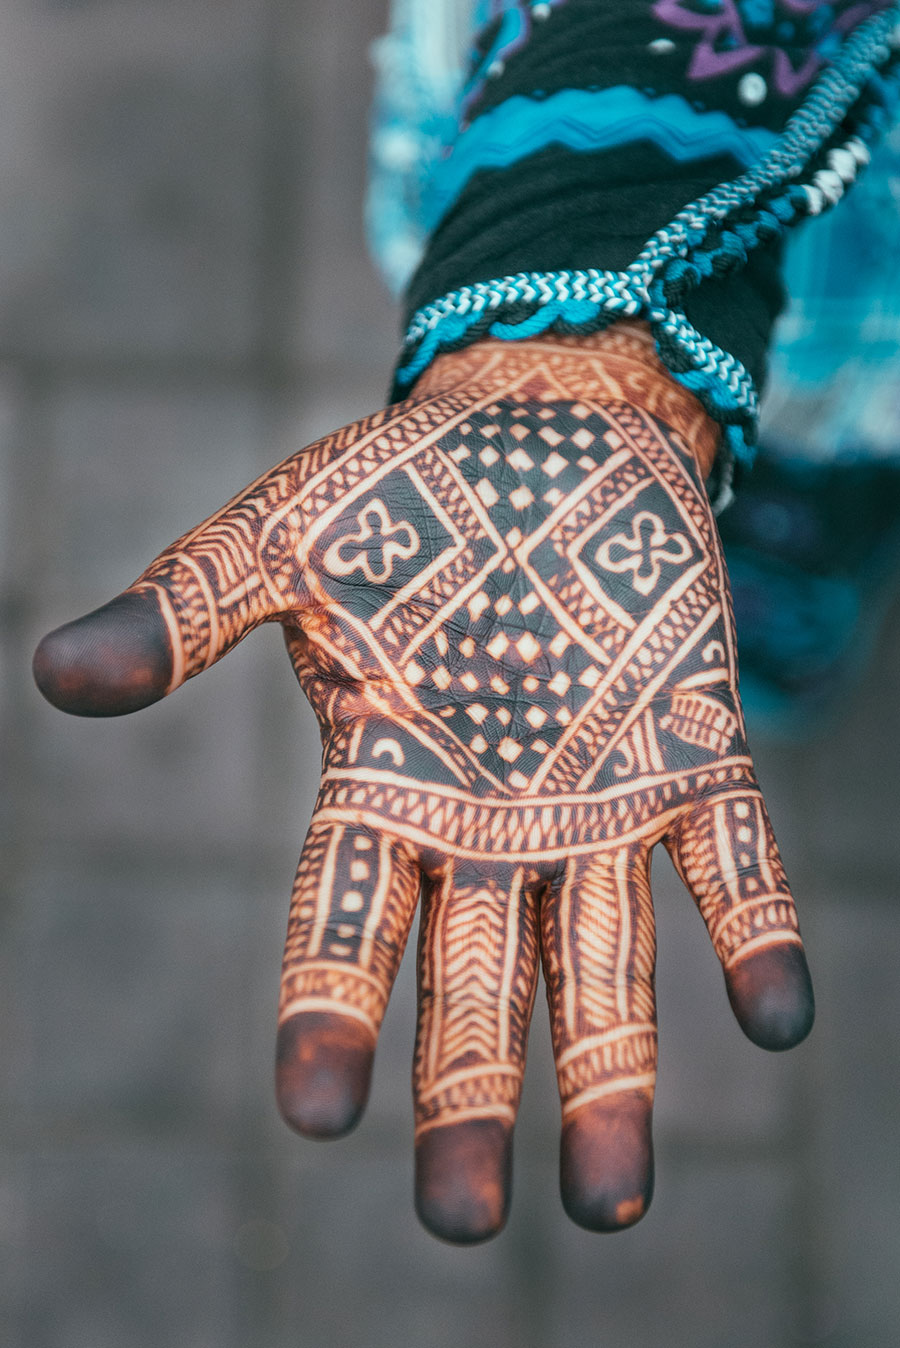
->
<box><xmin>34</xmin><ymin>333</ymin><xmax>813</xmax><ymax>1242</ymax></box>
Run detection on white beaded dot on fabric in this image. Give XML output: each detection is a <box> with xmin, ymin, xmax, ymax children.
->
<box><xmin>394</xmin><ymin>3</ymin><xmax>900</xmax><ymax>473</ymax></box>
<box><xmin>813</xmin><ymin>167</ymin><xmax>846</xmax><ymax>203</ymax></box>
<box><xmin>827</xmin><ymin>146</ymin><xmax>858</xmax><ymax>181</ymax></box>
<box><xmin>803</xmin><ymin>183</ymin><xmax>826</xmax><ymax>214</ymax></box>
<box><xmin>738</xmin><ymin>72</ymin><xmax>768</xmax><ymax>106</ymax></box>
<box><xmin>648</xmin><ymin>37</ymin><xmax>676</xmax><ymax>55</ymax></box>
<box><xmin>847</xmin><ymin>136</ymin><xmax>872</xmax><ymax>166</ymax></box>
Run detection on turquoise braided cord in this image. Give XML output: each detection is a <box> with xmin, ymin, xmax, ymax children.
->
<box><xmin>395</xmin><ymin>5</ymin><xmax>900</xmax><ymax>470</ymax></box>
<box><xmin>630</xmin><ymin>7</ymin><xmax>900</xmax><ymax>273</ymax></box>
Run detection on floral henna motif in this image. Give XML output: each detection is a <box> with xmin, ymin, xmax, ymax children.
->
<box><xmin>33</xmin><ymin>329</ymin><xmax>813</xmax><ymax>1241</ymax></box>
<box><xmin>595</xmin><ymin>511</ymin><xmax>692</xmax><ymax>596</ymax></box>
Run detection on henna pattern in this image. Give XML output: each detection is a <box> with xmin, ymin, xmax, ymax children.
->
<box><xmin>33</xmin><ymin>326</ymin><xmax>813</xmax><ymax>1242</ymax></box>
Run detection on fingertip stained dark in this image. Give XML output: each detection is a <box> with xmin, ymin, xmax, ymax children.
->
<box><xmin>33</xmin><ymin>591</ymin><xmax>173</xmax><ymax>717</ymax></box>
<box><xmin>560</xmin><ymin>1092</ymin><xmax>655</xmax><ymax>1233</ymax></box>
<box><xmin>725</xmin><ymin>942</ymin><xmax>815</xmax><ymax>1052</ymax></box>
<box><xmin>275</xmin><ymin>1011</ymin><xmax>374</xmax><ymax>1139</ymax></box>
<box><xmin>414</xmin><ymin>1118</ymin><xmax>513</xmax><ymax>1245</ymax></box>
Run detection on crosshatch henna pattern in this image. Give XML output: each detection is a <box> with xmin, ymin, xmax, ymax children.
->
<box><xmin>33</xmin><ymin>326</ymin><xmax>814</xmax><ymax>1244</ymax></box>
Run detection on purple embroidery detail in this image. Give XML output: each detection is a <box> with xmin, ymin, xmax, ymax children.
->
<box><xmin>653</xmin><ymin>0</ymin><xmax>888</xmax><ymax>97</ymax></box>
<box><xmin>461</xmin><ymin>1</ymin><xmax>570</xmax><ymax>123</ymax></box>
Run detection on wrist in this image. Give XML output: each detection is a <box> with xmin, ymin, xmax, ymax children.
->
<box><xmin>410</xmin><ymin>322</ymin><xmax>720</xmax><ymax>480</ymax></box>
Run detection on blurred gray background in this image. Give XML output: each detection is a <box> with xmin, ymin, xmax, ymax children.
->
<box><xmin>2</xmin><ymin>1</ymin><xmax>900</xmax><ymax>1345</ymax></box>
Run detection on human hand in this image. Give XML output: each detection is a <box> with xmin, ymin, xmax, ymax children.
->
<box><xmin>33</xmin><ymin>328</ymin><xmax>813</xmax><ymax>1243</ymax></box>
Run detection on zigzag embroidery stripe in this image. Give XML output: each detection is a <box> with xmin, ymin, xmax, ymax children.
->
<box><xmin>395</xmin><ymin>7</ymin><xmax>900</xmax><ymax>466</ymax></box>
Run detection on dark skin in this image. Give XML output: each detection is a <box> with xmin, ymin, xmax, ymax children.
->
<box><xmin>33</xmin><ymin>326</ymin><xmax>813</xmax><ymax>1242</ymax></box>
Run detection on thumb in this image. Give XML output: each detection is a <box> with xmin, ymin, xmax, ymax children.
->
<box><xmin>33</xmin><ymin>587</ymin><xmax>176</xmax><ymax>717</ymax></box>
<box><xmin>33</xmin><ymin>470</ymin><xmax>305</xmax><ymax>717</ymax></box>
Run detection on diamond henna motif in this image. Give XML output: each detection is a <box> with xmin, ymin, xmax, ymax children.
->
<box><xmin>516</xmin><ymin>633</ymin><xmax>541</xmax><ymax>663</ymax></box>
<box><xmin>541</xmin><ymin>451</ymin><xmax>568</xmax><ymax>478</ymax></box>
<box><xmin>250</xmin><ymin>349</ymin><xmax>799</xmax><ymax>1178</ymax></box>
<box><xmin>294</xmin><ymin>394</ymin><xmax>727</xmax><ymax>805</ymax></box>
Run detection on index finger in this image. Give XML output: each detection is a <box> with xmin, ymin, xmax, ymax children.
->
<box><xmin>33</xmin><ymin>461</ymin><xmax>306</xmax><ymax>716</ymax></box>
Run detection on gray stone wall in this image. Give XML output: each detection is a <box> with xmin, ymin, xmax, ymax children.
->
<box><xmin>3</xmin><ymin>2</ymin><xmax>899</xmax><ymax>1344</ymax></box>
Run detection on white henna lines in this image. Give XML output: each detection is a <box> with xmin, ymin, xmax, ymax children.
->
<box><xmin>595</xmin><ymin>510</ymin><xmax>691</xmax><ymax>596</ymax></box>
<box><xmin>140</xmin><ymin>343</ymin><xmax>803</xmax><ymax>1144</ymax></box>
<box><xmin>323</xmin><ymin>500</ymin><xmax>420</xmax><ymax>583</ymax></box>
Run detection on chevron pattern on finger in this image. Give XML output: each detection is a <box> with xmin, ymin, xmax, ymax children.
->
<box><xmin>416</xmin><ymin>867</ymin><xmax>538</xmax><ymax>1124</ymax></box>
<box><xmin>432</xmin><ymin>882</ymin><xmax>513</xmax><ymax>1070</ymax></box>
<box><xmin>555</xmin><ymin>857</ymin><xmax>623</xmax><ymax>1032</ymax></box>
<box><xmin>438</xmin><ymin>900</ymin><xmax>509</xmax><ymax>1068</ymax></box>
<box><xmin>143</xmin><ymin>465</ymin><xmax>310</xmax><ymax>676</ymax></box>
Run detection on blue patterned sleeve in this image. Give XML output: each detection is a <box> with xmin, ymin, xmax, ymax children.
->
<box><xmin>368</xmin><ymin>0</ymin><xmax>900</xmax><ymax>488</ymax></box>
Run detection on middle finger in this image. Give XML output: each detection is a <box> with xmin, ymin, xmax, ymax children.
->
<box><xmin>542</xmin><ymin>842</ymin><xmax>657</xmax><ymax>1231</ymax></box>
<box><xmin>414</xmin><ymin>860</ymin><xmax>540</xmax><ymax>1243</ymax></box>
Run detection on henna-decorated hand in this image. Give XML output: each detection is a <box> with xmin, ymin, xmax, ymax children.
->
<box><xmin>33</xmin><ymin>327</ymin><xmax>813</xmax><ymax>1243</ymax></box>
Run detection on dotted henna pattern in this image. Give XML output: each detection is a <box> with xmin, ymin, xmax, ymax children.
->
<box><xmin>35</xmin><ymin>329</ymin><xmax>812</xmax><ymax>1241</ymax></box>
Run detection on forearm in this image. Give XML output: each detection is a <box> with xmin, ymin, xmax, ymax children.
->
<box><xmin>386</xmin><ymin>0</ymin><xmax>900</xmax><ymax>468</ymax></box>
